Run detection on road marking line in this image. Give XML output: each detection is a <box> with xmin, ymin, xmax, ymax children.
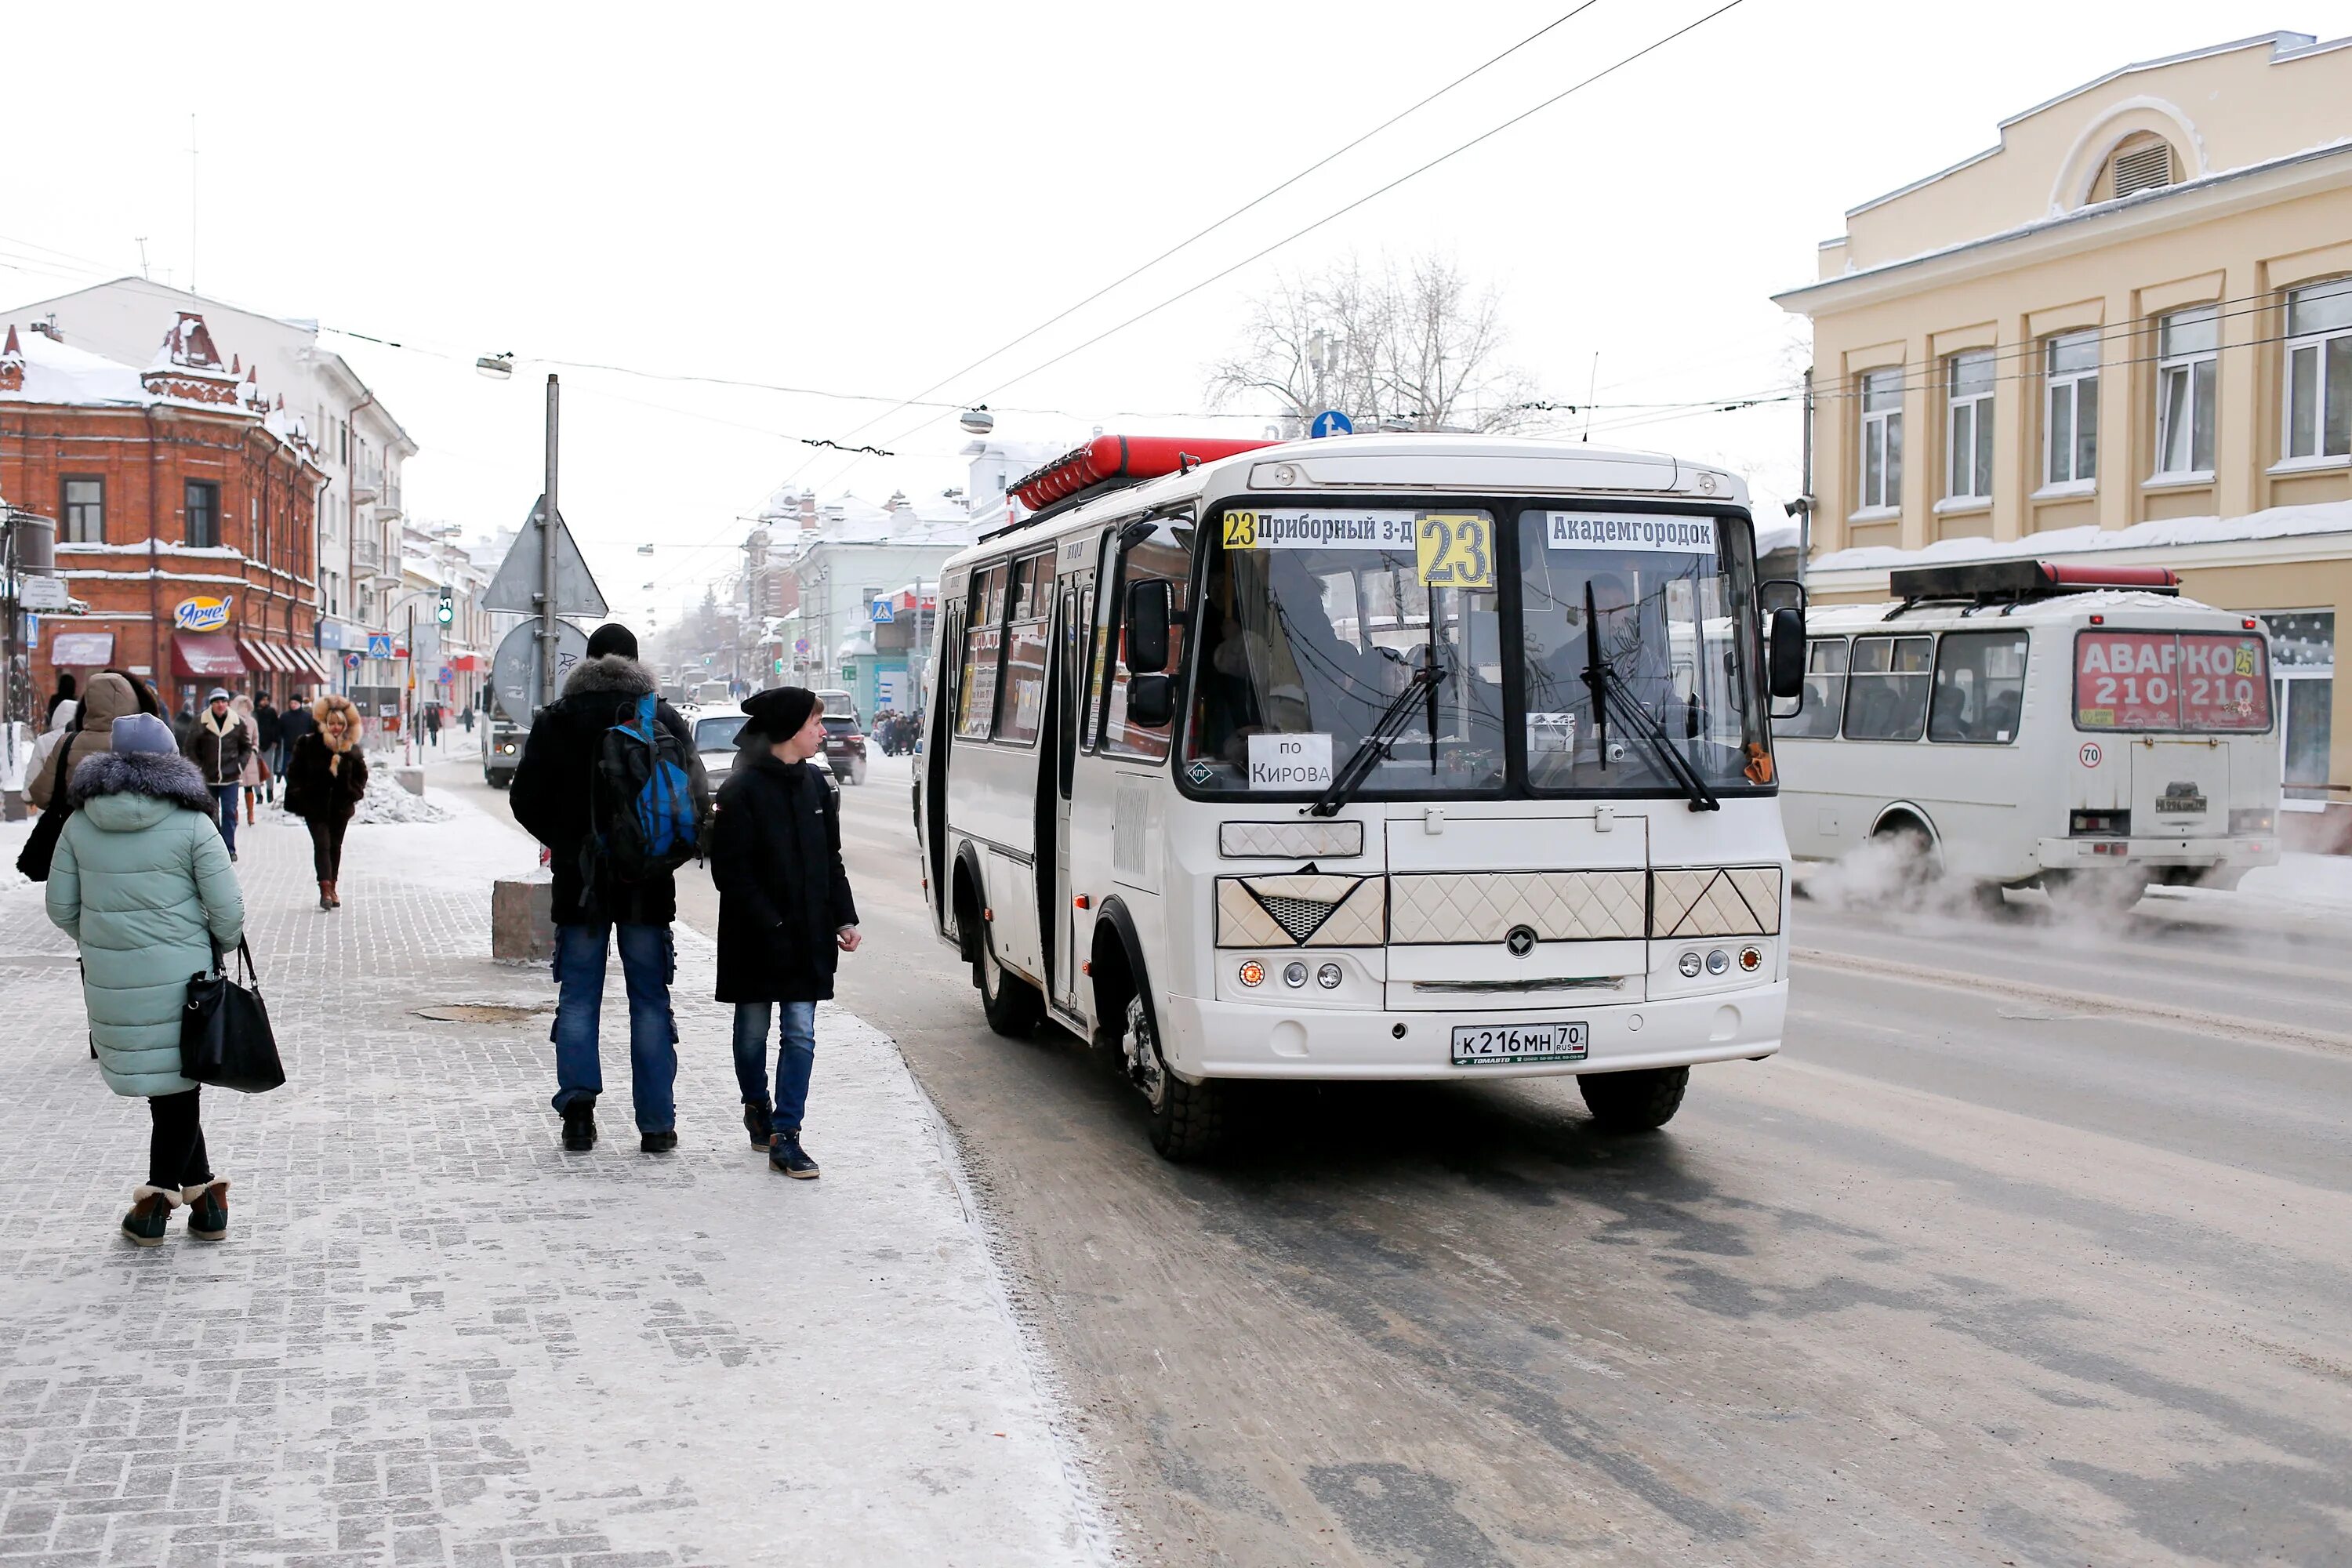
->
<box><xmin>1790</xmin><ymin>947</ymin><xmax>2352</xmax><ymax>1059</ymax></box>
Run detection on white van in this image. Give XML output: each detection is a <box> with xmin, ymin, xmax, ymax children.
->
<box><xmin>915</xmin><ymin>432</ymin><xmax>1807</xmax><ymax>1160</ymax></box>
<box><xmin>1773</xmin><ymin>559</ymin><xmax>2281</xmax><ymax>902</ymax></box>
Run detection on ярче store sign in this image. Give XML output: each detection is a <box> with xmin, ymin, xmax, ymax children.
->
<box><xmin>173</xmin><ymin>595</ymin><xmax>230</xmax><ymax>633</ymax></box>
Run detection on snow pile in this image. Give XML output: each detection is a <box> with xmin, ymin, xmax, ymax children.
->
<box><xmin>1814</xmin><ymin>499</ymin><xmax>2352</xmax><ymax>575</ymax></box>
<box><xmin>350</xmin><ymin>787</ymin><xmax>452</xmax><ymax>826</ymax></box>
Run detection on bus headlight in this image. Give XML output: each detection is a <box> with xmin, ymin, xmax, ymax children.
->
<box><xmin>1282</xmin><ymin>961</ymin><xmax>1308</xmax><ymax>989</ymax></box>
<box><xmin>1238</xmin><ymin>960</ymin><xmax>1265</xmax><ymax>988</ymax></box>
<box><xmin>1316</xmin><ymin>963</ymin><xmax>1343</xmax><ymax>989</ymax></box>
<box><xmin>1678</xmin><ymin>952</ymin><xmax>1704</xmax><ymax>978</ymax></box>
<box><xmin>1705</xmin><ymin>949</ymin><xmax>1730</xmax><ymax>975</ymax></box>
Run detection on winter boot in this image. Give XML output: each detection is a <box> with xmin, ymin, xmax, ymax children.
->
<box><xmin>325</xmin><ymin>881</ymin><xmax>341</xmax><ymax>909</ymax></box>
<box><xmin>768</xmin><ymin>1134</ymin><xmax>819</xmax><ymax>1180</ymax></box>
<box><xmin>318</xmin><ymin>881</ymin><xmax>332</xmax><ymax>912</ymax></box>
<box><xmin>122</xmin><ymin>1186</ymin><xmax>177</xmax><ymax>1247</ymax></box>
<box><xmin>742</xmin><ymin>1098</ymin><xmax>774</xmax><ymax>1148</ymax></box>
<box><xmin>561</xmin><ymin>1097</ymin><xmax>598</xmax><ymax>1152</ymax></box>
<box><xmin>641</xmin><ymin>1130</ymin><xmax>678</xmax><ymax>1154</ymax></box>
<box><xmin>183</xmin><ymin>1180</ymin><xmax>229</xmax><ymax>1242</ymax></box>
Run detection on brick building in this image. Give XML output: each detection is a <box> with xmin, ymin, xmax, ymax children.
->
<box><xmin>0</xmin><ymin>311</ymin><xmax>331</xmax><ymax>713</ymax></box>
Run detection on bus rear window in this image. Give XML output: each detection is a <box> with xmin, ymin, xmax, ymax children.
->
<box><xmin>2074</xmin><ymin>630</ymin><xmax>2270</xmax><ymax>731</ymax></box>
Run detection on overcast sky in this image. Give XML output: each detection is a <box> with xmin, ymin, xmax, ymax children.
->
<box><xmin>3</xmin><ymin>2</ymin><xmax>2325</xmax><ymax>622</ymax></box>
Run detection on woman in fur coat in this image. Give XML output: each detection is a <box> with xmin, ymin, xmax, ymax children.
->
<box><xmin>281</xmin><ymin>693</ymin><xmax>368</xmax><ymax>911</ymax></box>
<box><xmin>45</xmin><ymin>713</ymin><xmax>245</xmax><ymax>1246</ymax></box>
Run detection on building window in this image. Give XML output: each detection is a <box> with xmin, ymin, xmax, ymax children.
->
<box><xmin>61</xmin><ymin>477</ymin><xmax>104</xmax><ymax>544</ymax></box>
<box><xmin>1857</xmin><ymin>368</ymin><xmax>1903</xmax><ymax>510</ymax></box>
<box><xmin>2043</xmin><ymin>332</ymin><xmax>2099</xmax><ymax>486</ymax></box>
<box><xmin>2283</xmin><ymin>278</ymin><xmax>2352</xmax><ymax>462</ymax></box>
<box><xmin>2155</xmin><ymin>306</ymin><xmax>2218</xmax><ymax>475</ymax></box>
<box><xmin>1946</xmin><ymin>351</ymin><xmax>1994</xmax><ymax>500</ymax></box>
<box><xmin>2263</xmin><ymin>611</ymin><xmax>2335</xmax><ymax>809</ymax></box>
<box><xmin>184</xmin><ymin>480</ymin><xmax>220</xmax><ymax>548</ymax></box>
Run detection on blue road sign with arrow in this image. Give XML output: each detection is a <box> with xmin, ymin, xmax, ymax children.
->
<box><xmin>1311</xmin><ymin>410</ymin><xmax>1352</xmax><ymax>438</ymax></box>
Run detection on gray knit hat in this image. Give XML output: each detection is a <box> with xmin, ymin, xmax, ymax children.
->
<box><xmin>110</xmin><ymin>712</ymin><xmax>179</xmax><ymax>757</ymax></box>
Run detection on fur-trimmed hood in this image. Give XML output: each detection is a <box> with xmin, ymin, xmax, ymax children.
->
<box><xmin>311</xmin><ymin>692</ymin><xmax>362</xmax><ymax>753</ymax></box>
<box><xmin>67</xmin><ymin>750</ymin><xmax>215</xmax><ymax>819</ymax></box>
<box><xmin>563</xmin><ymin>654</ymin><xmax>656</xmax><ymax>699</ymax></box>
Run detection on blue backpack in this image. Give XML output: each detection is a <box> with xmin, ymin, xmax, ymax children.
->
<box><xmin>586</xmin><ymin>693</ymin><xmax>699</xmax><ymax>884</ymax></box>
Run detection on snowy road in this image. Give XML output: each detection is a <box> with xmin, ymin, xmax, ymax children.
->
<box><xmin>451</xmin><ymin>755</ymin><xmax>2352</xmax><ymax>1566</ymax></box>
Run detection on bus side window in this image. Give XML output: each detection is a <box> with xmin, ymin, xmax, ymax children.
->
<box><xmin>996</xmin><ymin>554</ymin><xmax>1052</xmax><ymax>746</ymax></box>
<box><xmin>1844</xmin><ymin>634</ymin><xmax>1933</xmax><ymax>740</ymax></box>
<box><xmin>1102</xmin><ymin>518</ymin><xmax>1195</xmax><ymax>763</ymax></box>
<box><xmin>1929</xmin><ymin>630</ymin><xmax>2029</xmax><ymax>743</ymax></box>
<box><xmin>1083</xmin><ymin>531</ymin><xmax>1119</xmax><ymax>753</ymax></box>
<box><xmin>1773</xmin><ymin>638</ymin><xmax>1848</xmax><ymax>739</ymax></box>
<box><xmin>958</xmin><ymin>561</ymin><xmax>1009</xmax><ymax>740</ymax></box>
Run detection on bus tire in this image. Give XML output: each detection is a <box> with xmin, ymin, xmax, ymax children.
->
<box><xmin>1128</xmin><ymin>993</ymin><xmax>1225</xmax><ymax>1162</ymax></box>
<box><xmin>975</xmin><ymin>934</ymin><xmax>1044</xmax><ymax>1037</ymax></box>
<box><xmin>1577</xmin><ymin>1065</ymin><xmax>1688</xmax><ymax>1133</ymax></box>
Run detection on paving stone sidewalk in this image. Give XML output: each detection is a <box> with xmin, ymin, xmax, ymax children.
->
<box><xmin>0</xmin><ymin>794</ymin><xmax>1107</xmax><ymax>1566</ymax></box>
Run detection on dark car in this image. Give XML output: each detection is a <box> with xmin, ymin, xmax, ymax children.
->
<box><xmin>821</xmin><ymin>714</ymin><xmax>868</xmax><ymax>786</ymax></box>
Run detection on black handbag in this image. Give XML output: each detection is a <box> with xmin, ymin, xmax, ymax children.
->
<box><xmin>182</xmin><ymin>939</ymin><xmax>285</xmax><ymax>1094</ymax></box>
<box><xmin>15</xmin><ymin>743</ymin><xmax>78</xmax><ymax>882</ymax></box>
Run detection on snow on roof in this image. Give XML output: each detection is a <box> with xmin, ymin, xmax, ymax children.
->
<box><xmin>1</xmin><ymin>327</ymin><xmax>151</xmax><ymax>405</ymax></box>
<box><xmin>1812</xmin><ymin>499</ymin><xmax>2352</xmax><ymax>574</ymax></box>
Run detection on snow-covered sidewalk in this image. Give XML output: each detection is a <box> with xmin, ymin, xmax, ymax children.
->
<box><xmin>0</xmin><ymin>783</ymin><xmax>1108</xmax><ymax>1565</ymax></box>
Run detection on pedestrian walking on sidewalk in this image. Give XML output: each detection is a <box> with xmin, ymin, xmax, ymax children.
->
<box><xmin>183</xmin><ymin>688</ymin><xmax>253</xmax><ymax>861</ymax></box>
<box><xmin>43</xmin><ymin>713</ymin><xmax>245</xmax><ymax>1247</ymax></box>
<box><xmin>45</xmin><ymin>670</ymin><xmax>77</xmax><ymax>724</ymax></box>
<box><xmin>253</xmin><ymin>696</ymin><xmax>281</xmax><ymax>801</ymax></box>
<box><xmin>231</xmin><ymin>695</ymin><xmax>268</xmax><ymax>826</ymax></box>
<box><xmin>28</xmin><ymin>671</ymin><xmax>140</xmax><ymax>811</ymax></box>
<box><xmin>713</xmin><ymin>686</ymin><xmax>860</xmax><ymax>1179</ymax></box>
<box><xmin>277</xmin><ymin>688</ymin><xmax>314</xmax><ymax>776</ymax></box>
<box><xmin>509</xmin><ymin>622</ymin><xmax>712</xmax><ymax>1156</ymax></box>
<box><xmin>283</xmin><ymin>694</ymin><xmax>368</xmax><ymax>911</ymax></box>
<box><xmin>425</xmin><ymin>702</ymin><xmax>441</xmax><ymax>748</ymax></box>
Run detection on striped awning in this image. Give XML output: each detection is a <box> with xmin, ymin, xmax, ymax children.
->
<box><xmin>241</xmin><ymin>638</ymin><xmax>290</xmax><ymax>674</ymax></box>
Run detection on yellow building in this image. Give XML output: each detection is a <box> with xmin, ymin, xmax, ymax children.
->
<box><xmin>1777</xmin><ymin>30</ymin><xmax>2352</xmax><ymax>845</ymax></box>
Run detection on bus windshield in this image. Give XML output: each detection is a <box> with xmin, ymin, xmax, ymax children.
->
<box><xmin>1181</xmin><ymin>504</ymin><xmax>1769</xmax><ymax>796</ymax></box>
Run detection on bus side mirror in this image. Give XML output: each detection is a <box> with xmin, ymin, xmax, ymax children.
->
<box><xmin>1127</xmin><ymin>673</ymin><xmax>1174</xmax><ymax>728</ymax></box>
<box><xmin>1126</xmin><ymin>579</ymin><xmax>1171</xmax><ymax>673</ymax></box>
<box><xmin>1768</xmin><ymin>607</ymin><xmax>1806</xmax><ymax>700</ymax></box>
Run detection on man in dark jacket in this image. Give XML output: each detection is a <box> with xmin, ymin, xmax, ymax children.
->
<box><xmin>277</xmin><ymin>689</ymin><xmax>314</xmax><ymax>775</ymax></box>
<box><xmin>252</xmin><ymin>697</ymin><xmax>281</xmax><ymax>800</ymax></box>
<box><xmin>510</xmin><ymin>623</ymin><xmax>712</xmax><ymax>1155</ymax></box>
<box><xmin>183</xmin><ymin>687</ymin><xmax>254</xmax><ymax>859</ymax></box>
<box><xmin>713</xmin><ymin>686</ymin><xmax>858</xmax><ymax>1178</ymax></box>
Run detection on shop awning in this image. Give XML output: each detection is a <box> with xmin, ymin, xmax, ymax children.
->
<box><xmin>290</xmin><ymin>647</ymin><xmax>334</xmax><ymax>681</ymax></box>
<box><xmin>49</xmin><ymin>630</ymin><xmax>115</xmax><ymax>666</ymax></box>
<box><xmin>172</xmin><ymin>633</ymin><xmax>250</xmax><ymax>681</ymax></box>
<box><xmin>241</xmin><ymin>638</ymin><xmax>294</xmax><ymax>674</ymax></box>
<box><xmin>452</xmin><ymin>654</ymin><xmax>479</xmax><ymax>672</ymax></box>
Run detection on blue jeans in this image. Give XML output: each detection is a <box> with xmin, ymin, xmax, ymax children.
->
<box><xmin>731</xmin><ymin>1001</ymin><xmax>817</xmax><ymax>1134</ymax></box>
<box><xmin>550</xmin><ymin>923</ymin><xmax>679</xmax><ymax>1134</ymax></box>
<box><xmin>211</xmin><ymin>786</ymin><xmax>238</xmax><ymax>853</ymax></box>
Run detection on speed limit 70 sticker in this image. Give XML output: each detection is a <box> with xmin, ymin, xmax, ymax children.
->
<box><xmin>2079</xmin><ymin>742</ymin><xmax>2103</xmax><ymax>768</ymax></box>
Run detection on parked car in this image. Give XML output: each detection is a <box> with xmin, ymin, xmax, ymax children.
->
<box><xmin>821</xmin><ymin>713</ymin><xmax>868</xmax><ymax>785</ymax></box>
<box><xmin>693</xmin><ymin>713</ymin><xmax>750</xmax><ymax>776</ymax></box>
<box><xmin>483</xmin><ymin>715</ymin><xmax>526</xmax><ymax>789</ymax></box>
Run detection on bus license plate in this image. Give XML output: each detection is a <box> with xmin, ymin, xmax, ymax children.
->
<box><xmin>1450</xmin><ymin>1022</ymin><xmax>1588</xmax><ymax>1065</ymax></box>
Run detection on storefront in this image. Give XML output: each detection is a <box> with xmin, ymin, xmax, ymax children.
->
<box><xmin>169</xmin><ymin>630</ymin><xmax>249</xmax><ymax>714</ymax></box>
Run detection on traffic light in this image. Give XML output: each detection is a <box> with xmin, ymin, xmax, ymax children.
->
<box><xmin>772</xmin><ymin>658</ymin><xmax>784</xmax><ymax>675</ymax></box>
<box><xmin>435</xmin><ymin>588</ymin><xmax>453</xmax><ymax>626</ymax></box>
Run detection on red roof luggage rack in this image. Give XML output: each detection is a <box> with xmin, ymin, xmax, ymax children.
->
<box><xmin>1004</xmin><ymin>434</ymin><xmax>1278</xmax><ymax>525</ymax></box>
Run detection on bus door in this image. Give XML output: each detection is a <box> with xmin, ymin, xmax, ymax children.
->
<box><xmin>922</xmin><ymin>595</ymin><xmax>964</xmax><ymax>935</ymax></box>
<box><xmin>1049</xmin><ymin>556</ymin><xmax>1094</xmax><ymax>1014</ymax></box>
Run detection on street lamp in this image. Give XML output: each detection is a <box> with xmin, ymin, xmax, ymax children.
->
<box><xmin>474</xmin><ymin>353</ymin><xmax>515</xmax><ymax>381</ymax></box>
<box><xmin>959</xmin><ymin>405</ymin><xmax>995</xmax><ymax>435</ymax></box>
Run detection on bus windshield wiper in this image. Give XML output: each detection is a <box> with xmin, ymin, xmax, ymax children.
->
<box><xmin>1582</xmin><ymin>582</ymin><xmax>1720</xmax><ymax>813</ymax></box>
<box><xmin>1308</xmin><ymin>652</ymin><xmax>1443</xmax><ymax>818</ymax></box>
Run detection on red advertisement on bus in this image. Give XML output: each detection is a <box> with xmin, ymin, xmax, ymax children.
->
<box><xmin>2074</xmin><ymin>630</ymin><xmax>2270</xmax><ymax>731</ymax></box>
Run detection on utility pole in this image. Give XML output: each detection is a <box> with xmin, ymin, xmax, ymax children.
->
<box><xmin>1797</xmin><ymin>365</ymin><xmax>1816</xmax><ymax>590</ymax></box>
<box><xmin>405</xmin><ymin>601</ymin><xmax>417</xmax><ymax>768</ymax></box>
<box><xmin>539</xmin><ymin>375</ymin><xmax>561</xmax><ymax>710</ymax></box>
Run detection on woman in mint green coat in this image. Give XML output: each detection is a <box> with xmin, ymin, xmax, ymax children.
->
<box><xmin>45</xmin><ymin>713</ymin><xmax>246</xmax><ymax>1247</ymax></box>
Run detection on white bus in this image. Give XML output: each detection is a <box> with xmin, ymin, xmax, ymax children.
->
<box><xmin>913</xmin><ymin>433</ymin><xmax>1807</xmax><ymax>1160</ymax></box>
<box><xmin>1773</xmin><ymin>559</ymin><xmax>2281</xmax><ymax>905</ymax></box>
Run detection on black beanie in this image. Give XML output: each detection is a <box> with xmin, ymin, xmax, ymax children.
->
<box><xmin>586</xmin><ymin>622</ymin><xmax>639</xmax><ymax>660</ymax></box>
<box><xmin>741</xmin><ymin>685</ymin><xmax>819</xmax><ymax>739</ymax></box>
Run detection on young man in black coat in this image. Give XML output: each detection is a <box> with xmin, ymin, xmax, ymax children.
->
<box><xmin>713</xmin><ymin>685</ymin><xmax>859</xmax><ymax>1178</ymax></box>
<box><xmin>510</xmin><ymin>622</ymin><xmax>713</xmax><ymax>1155</ymax></box>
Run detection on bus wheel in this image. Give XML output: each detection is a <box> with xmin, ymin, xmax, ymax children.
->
<box><xmin>975</xmin><ymin>935</ymin><xmax>1044</xmax><ymax>1036</ymax></box>
<box><xmin>1127</xmin><ymin>993</ymin><xmax>1225</xmax><ymax>1161</ymax></box>
<box><xmin>1577</xmin><ymin>1065</ymin><xmax>1688</xmax><ymax>1133</ymax></box>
